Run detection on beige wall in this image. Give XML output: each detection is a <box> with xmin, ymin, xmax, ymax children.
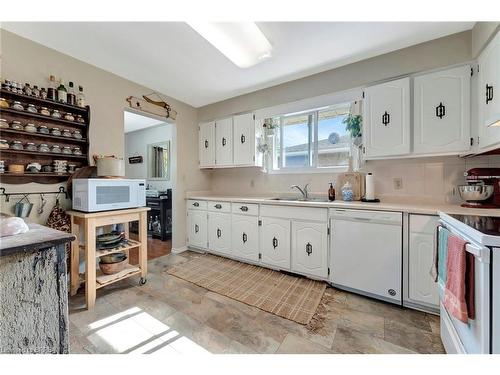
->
<box><xmin>472</xmin><ymin>22</ymin><xmax>500</xmax><ymax>57</ymax></box>
<box><xmin>197</xmin><ymin>30</ymin><xmax>480</xmax><ymax>203</ymax></box>
<box><xmin>0</xmin><ymin>30</ymin><xmax>210</xmax><ymax>250</ymax></box>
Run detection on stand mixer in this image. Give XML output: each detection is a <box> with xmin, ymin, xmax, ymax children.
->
<box><xmin>458</xmin><ymin>168</ymin><xmax>500</xmax><ymax>208</ymax></box>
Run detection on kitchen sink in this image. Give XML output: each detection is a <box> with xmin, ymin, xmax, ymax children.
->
<box><xmin>270</xmin><ymin>197</ymin><xmax>330</xmax><ymax>202</ymax></box>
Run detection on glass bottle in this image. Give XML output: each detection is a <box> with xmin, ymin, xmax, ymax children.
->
<box><xmin>32</xmin><ymin>85</ymin><xmax>40</xmax><ymax>98</ymax></box>
<box><xmin>57</xmin><ymin>80</ymin><xmax>67</xmax><ymax>103</ymax></box>
<box><xmin>67</xmin><ymin>81</ymin><xmax>76</xmax><ymax>105</ymax></box>
<box><xmin>40</xmin><ymin>87</ymin><xmax>47</xmax><ymax>99</ymax></box>
<box><xmin>23</xmin><ymin>83</ymin><xmax>32</xmax><ymax>96</ymax></box>
<box><xmin>47</xmin><ymin>75</ymin><xmax>57</xmax><ymax>101</ymax></box>
<box><xmin>77</xmin><ymin>85</ymin><xmax>86</xmax><ymax>108</ymax></box>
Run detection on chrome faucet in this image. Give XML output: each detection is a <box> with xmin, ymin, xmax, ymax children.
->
<box><xmin>290</xmin><ymin>184</ymin><xmax>309</xmax><ymax>200</ymax></box>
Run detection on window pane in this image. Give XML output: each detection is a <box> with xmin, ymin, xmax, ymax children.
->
<box><xmin>315</xmin><ymin>105</ymin><xmax>351</xmax><ymax>168</ymax></box>
<box><xmin>282</xmin><ymin>114</ymin><xmax>311</xmax><ymax>168</ymax></box>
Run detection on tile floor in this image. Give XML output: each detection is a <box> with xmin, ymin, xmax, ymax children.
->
<box><xmin>69</xmin><ymin>251</ymin><xmax>445</xmax><ymax>354</ymax></box>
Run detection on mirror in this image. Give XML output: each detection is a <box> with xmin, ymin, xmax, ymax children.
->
<box><xmin>148</xmin><ymin>141</ymin><xmax>170</xmax><ymax>180</ymax></box>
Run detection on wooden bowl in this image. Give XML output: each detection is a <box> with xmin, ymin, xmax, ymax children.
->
<box><xmin>8</xmin><ymin>164</ymin><xmax>24</xmax><ymax>174</ymax></box>
<box><xmin>99</xmin><ymin>257</ymin><xmax>128</xmax><ymax>275</ymax></box>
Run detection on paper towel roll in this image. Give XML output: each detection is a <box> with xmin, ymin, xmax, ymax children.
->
<box><xmin>365</xmin><ymin>173</ymin><xmax>375</xmax><ymax>200</ymax></box>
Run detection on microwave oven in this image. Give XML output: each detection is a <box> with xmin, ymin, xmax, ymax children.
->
<box><xmin>72</xmin><ymin>178</ymin><xmax>146</xmax><ymax>212</ymax></box>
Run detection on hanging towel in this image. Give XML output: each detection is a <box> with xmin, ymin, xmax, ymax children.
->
<box><xmin>443</xmin><ymin>234</ymin><xmax>469</xmax><ymax>323</ymax></box>
<box><xmin>430</xmin><ymin>226</ymin><xmax>449</xmax><ymax>286</ymax></box>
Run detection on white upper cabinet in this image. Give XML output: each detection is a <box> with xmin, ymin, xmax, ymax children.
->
<box><xmin>233</xmin><ymin>113</ymin><xmax>262</xmax><ymax>166</ymax></box>
<box><xmin>199</xmin><ymin>121</ymin><xmax>215</xmax><ymax>168</ymax></box>
<box><xmin>215</xmin><ymin>118</ymin><xmax>233</xmax><ymax>166</ymax></box>
<box><xmin>413</xmin><ymin>66</ymin><xmax>471</xmax><ymax>155</ymax></box>
<box><xmin>363</xmin><ymin>77</ymin><xmax>411</xmax><ymax>158</ymax></box>
<box><xmin>478</xmin><ymin>31</ymin><xmax>500</xmax><ymax>149</ymax></box>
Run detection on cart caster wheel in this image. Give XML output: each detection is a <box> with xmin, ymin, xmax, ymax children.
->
<box><xmin>139</xmin><ymin>277</ymin><xmax>147</xmax><ymax>285</ymax></box>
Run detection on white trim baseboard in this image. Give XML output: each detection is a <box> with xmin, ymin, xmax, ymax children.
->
<box><xmin>171</xmin><ymin>246</ymin><xmax>188</xmax><ymax>254</ymax></box>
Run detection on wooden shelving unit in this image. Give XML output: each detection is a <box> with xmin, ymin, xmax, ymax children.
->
<box><xmin>96</xmin><ymin>265</ymin><xmax>141</xmax><ymax>289</ymax></box>
<box><xmin>95</xmin><ymin>239</ymin><xmax>141</xmax><ymax>258</ymax></box>
<box><xmin>0</xmin><ymin>88</ymin><xmax>90</xmax><ymax>184</ymax></box>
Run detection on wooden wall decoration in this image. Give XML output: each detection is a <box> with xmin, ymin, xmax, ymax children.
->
<box><xmin>126</xmin><ymin>93</ymin><xmax>177</xmax><ymax>121</ymax></box>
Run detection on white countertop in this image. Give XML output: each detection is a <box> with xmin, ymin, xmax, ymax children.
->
<box><xmin>186</xmin><ymin>194</ymin><xmax>500</xmax><ymax>217</ymax></box>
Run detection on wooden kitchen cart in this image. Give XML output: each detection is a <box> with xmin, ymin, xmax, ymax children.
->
<box><xmin>67</xmin><ymin>207</ymin><xmax>150</xmax><ymax>309</ymax></box>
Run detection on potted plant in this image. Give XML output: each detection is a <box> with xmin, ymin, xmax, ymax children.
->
<box><xmin>343</xmin><ymin>114</ymin><xmax>362</xmax><ymax>146</ymax></box>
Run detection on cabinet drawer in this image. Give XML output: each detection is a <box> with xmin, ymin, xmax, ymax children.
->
<box><xmin>231</xmin><ymin>202</ymin><xmax>259</xmax><ymax>216</ymax></box>
<box><xmin>409</xmin><ymin>214</ymin><xmax>438</xmax><ymax>235</ymax></box>
<box><xmin>260</xmin><ymin>205</ymin><xmax>327</xmax><ymax>222</ymax></box>
<box><xmin>208</xmin><ymin>201</ymin><xmax>231</xmax><ymax>213</ymax></box>
<box><xmin>187</xmin><ymin>199</ymin><xmax>207</xmax><ymax>210</ymax></box>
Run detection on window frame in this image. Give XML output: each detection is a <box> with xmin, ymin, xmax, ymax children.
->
<box><xmin>269</xmin><ymin>105</ymin><xmax>352</xmax><ymax>174</ymax></box>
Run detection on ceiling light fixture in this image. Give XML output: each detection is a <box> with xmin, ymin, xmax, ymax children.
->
<box><xmin>187</xmin><ymin>22</ymin><xmax>272</xmax><ymax>68</ymax></box>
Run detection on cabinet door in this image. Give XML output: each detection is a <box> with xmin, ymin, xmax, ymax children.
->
<box><xmin>413</xmin><ymin>66</ymin><xmax>471</xmax><ymax>154</ymax></box>
<box><xmin>215</xmin><ymin>118</ymin><xmax>233</xmax><ymax>166</ymax></box>
<box><xmin>478</xmin><ymin>32</ymin><xmax>500</xmax><ymax>149</ymax></box>
<box><xmin>187</xmin><ymin>209</ymin><xmax>207</xmax><ymax>249</ymax></box>
<box><xmin>231</xmin><ymin>214</ymin><xmax>259</xmax><ymax>262</ymax></box>
<box><xmin>291</xmin><ymin>221</ymin><xmax>328</xmax><ymax>279</ymax></box>
<box><xmin>408</xmin><ymin>215</ymin><xmax>439</xmax><ymax>307</ymax></box>
<box><xmin>233</xmin><ymin>113</ymin><xmax>256</xmax><ymax>166</ymax></box>
<box><xmin>363</xmin><ymin>77</ymin><xmax>411</xmax><ymax>158</ymax></box>
<box><xmin>199</xmin><ymin>122</ymin><xmax>215</xmax><ymax>168</ymax></box>
<box><xmin>259</xmin><ymin>217</ymin><xmax>290</xmax><ymax>270</ymax></box>
<box><xmin>208</xmin><ymin>212</ymin><xmax>231</xmax><ymax>256</ymax></box>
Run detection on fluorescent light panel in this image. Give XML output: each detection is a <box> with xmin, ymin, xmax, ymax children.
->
<box><xmin>188</xmin><ymin>22</ymin><xmax>272</xmax><ymax>68</ymax></box>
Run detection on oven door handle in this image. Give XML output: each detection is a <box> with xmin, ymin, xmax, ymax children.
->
<box><xmin>438</xmin><ymin>220</ymin><xmax>490</xmax><ymax>264</ymax></box>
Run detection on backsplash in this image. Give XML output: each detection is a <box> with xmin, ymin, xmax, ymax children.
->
<box><xmin>207</xmin><ymin>155</ymin><xmax>500</xmax><ymax>204</ymax></box>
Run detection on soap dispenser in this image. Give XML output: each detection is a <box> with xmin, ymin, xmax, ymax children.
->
<box><xmin>328</xmin><ymin>182</ymin><xmax>336</xmax><ymax>201</ymax></box>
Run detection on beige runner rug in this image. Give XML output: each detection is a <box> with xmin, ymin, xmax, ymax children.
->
<box><xmin>167</xmin><ymin>254</ymin><xmax>326</xmax><ymax>325</ymax></box>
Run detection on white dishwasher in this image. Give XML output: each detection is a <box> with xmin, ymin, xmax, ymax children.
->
<box><xmin>330</xmin><ymin>209</ymin><xmax>403</xmax><ymax>304</ymax></box>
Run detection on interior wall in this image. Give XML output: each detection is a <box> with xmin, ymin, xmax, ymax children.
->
<box><xmin>0</xmin><ymin>29</ymin><xmax>208</xmax><ymax>250</ymax></box>
<box><xmin>471</xmin><ymin>22</ymin><xmax>500</xmax><ymax>57</ymax></box>
<box><xmin>125</xmin><ymin>123</ymin><xmax>173</xmax><ymax>190</ymax></box>
<box><xmin>197</xmin><ymin>30</ymin><xmax>476</xmax><ymax>203</ymax></box>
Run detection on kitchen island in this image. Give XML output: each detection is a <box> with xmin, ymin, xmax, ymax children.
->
<box><xmin>0</xmin><ymin>223</ymin><xmax>75</xmax><ymax>354</ymax></box>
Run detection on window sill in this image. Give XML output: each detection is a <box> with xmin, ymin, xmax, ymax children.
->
<box><xmin>267</xmin><ymin>166</ymin><xmax>350</xmax><ymax>175</ymax></box>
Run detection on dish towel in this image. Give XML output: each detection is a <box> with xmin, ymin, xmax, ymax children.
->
<box><xmin>443</xmin><ymin>234</ymin><xmax>473</xmax><ymax>323</ymax></box>
<box><xmin>430</xmin><ymin>226</ymin><xmax>449</xmax><ymax>288</ymax></box>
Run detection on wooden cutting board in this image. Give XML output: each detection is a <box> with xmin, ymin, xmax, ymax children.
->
<box><xmin>336</xmin><ymin>172</ymin><xmax>364</xmax><ymax>201</ymax></box>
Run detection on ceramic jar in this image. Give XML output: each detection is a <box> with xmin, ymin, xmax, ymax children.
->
<box><xmin>0</xmin><ymin>98</ymin><xmax>9</xmax><ymax>109</ymax></box>
<box><xmin>64</xmin><ymin>113</ymin><xmax>74</xmax><ymax>121</ymax></box>
<box><xmin>72</xmin><ymin>129</ymin><xmax>82</xmax><ymax>139</ymax></box>
<box><xmin>25</xmin><ymin>142</ymin><xmax>37</xmax><ymax>151</ymax></box>
<box><xmin>40</xmin><ymin>107</ymin><xmax>50</xmax><ymax>116</ymax></box>
<box><xmin>62</xmin><ymin>129</ymin><xmax>72</xmax><ymax>138</ymax></box>
<box><xmin>40</xmin><ymin>88</ymin><xmax>47</xmax><ymax>99</ymax></box>
<box><xmin>72</xmin><ymin>146</ymin><xmax>82</xmax><ymax>156</ymax></box>
<box><xmin>0</xmin><ymin>119</ymin><xmax>9</xmax><ymax>129</ymax></box>
<box><xmin>62</xmin><ymin>146</ymin><xmax>72</xmax><ymax>155</ymax></box>
<box><xmin>0</xmin><ymin>140</ymin><xmax>9</xmax><ymax>149</ymax></box>
<box><xmin>11</xmin><ymin>141</ymin><xmax>23</xmax><ymax>150</ymax></box>
<box><xmin>24</xmin><ymin>123</ymin><xmax>37</xmax><ymax>133</ymax></box>
<box><xmin>76</xmin><ymin>115</ymin><xmax>85</xmax><ymax>123</ymax></box>
<box><xmin>51</xmin><ymin>145</ymin><xmax>61</xmax><ymax>153</ymax></box>
<box><xmin>38</xmin><ymin>125</ymin><xmax>50</xmax><ymax>134</ymax></box>
<box><xmin>51</xmin><ymin>109</ymin><xmax>61</xmax><ymax>119</ymax></box>
<box><xmin>38</xmin><ymin>144</ymin><xmax>50</xmax><ymax>153</ymax></box>
<box><xmin>10</xmin><ymin>121</ymin><xmax>23</xmax><ymax>130</ymax></box>
<box><xmin>51</xmin><ymin>127</ymin><xmax>62</xmax><ymax>136</ymax></box>
<box><xmin>26</xmin><ymin>104</ymin><xmax>38</xmax><ymax>113</ymax></box>
<box><xmin>12</xmin><ymin>101</ymin><xmax>24</xmax><ymax>111</ymax></box>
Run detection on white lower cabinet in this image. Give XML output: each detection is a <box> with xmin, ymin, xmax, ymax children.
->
<box><xmin>231</xmin><ymin>214</ymin><xmax>259</xmax><ymax>262</ymax></box>
<box><xmin>407</xmin><ymin>214</ymin><xmax>439</xmax><ymax>309</ymax></box>
<box><xmin>187</xmin><ymin>209</ymin><xmax>208</xmax><ymax>249</ymax></box>
<box><xmin>259</xmin><ymin>217</ymin><xmax>291</xmax><ymax>270</ymax></box>
<box><xmin>208</xmin><ymin>212</ymin><xmax>232</xmax><ymax>256</ymax></box>
<box><xmin>291</xmin><ymin>221</ymin><xmax>328</xmax><ymax>279</ymax></box>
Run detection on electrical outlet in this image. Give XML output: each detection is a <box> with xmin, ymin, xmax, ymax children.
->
<box><xmin>393</xmin><ymin>177</ymin><xmax>403</xmax><ymax>190</ymax></box>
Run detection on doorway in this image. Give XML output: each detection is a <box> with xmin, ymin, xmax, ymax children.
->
<box><xmin>123</xmin><ymin>109</ymin><xmax>176</xmax><ymax>261</ymax></box>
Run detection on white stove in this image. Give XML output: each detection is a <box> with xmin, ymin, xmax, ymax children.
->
<box><xmin>438</xmin><ymin>212</ymin><xmax>500</xmax><ymax>354</ymax></box>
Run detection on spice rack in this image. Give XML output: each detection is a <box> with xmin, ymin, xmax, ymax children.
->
<box><xmin>0</xmin><ymin>88</ymin><xmax>90</xmax><ymax>184</ymax></box>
